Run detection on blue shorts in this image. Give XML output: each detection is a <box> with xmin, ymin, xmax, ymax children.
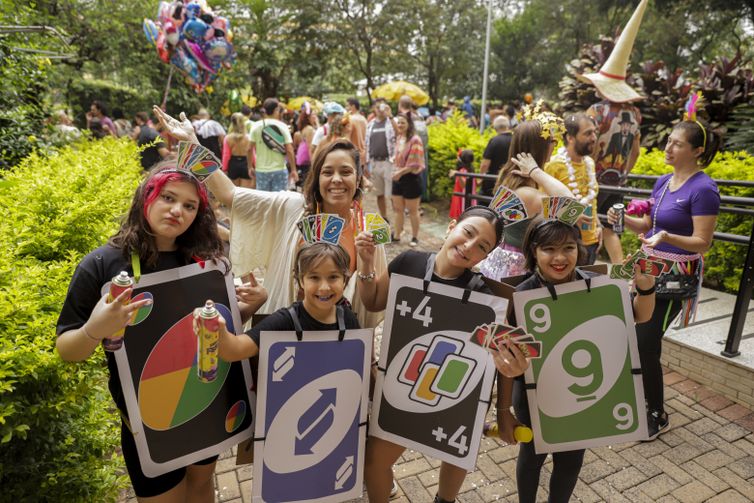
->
<box><xmin>256</xmin><ymin>169</ymin><xmax>288</xmax><ymax>192</ymax></box>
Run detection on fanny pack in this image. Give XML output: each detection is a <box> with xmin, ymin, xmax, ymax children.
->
<box><xmin>655</xmin><ymin>273</ymin><xmax>699</xmax><ymax>300</ymax></box>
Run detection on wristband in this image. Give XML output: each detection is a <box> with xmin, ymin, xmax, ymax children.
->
<box><xmin>82</xmin><ymin>324</ymin><xmax>101</xmax><ymax>342</ymax></box>
<box><xmin>357</xmin><ymin>271</ymin><xmax>376</xmax><ymax>282</ymax></box>
<box><xmin>635</xmin><ymin>284</ymin><xmax>656</xmax><ymax>296</ymax></box>
<box><xmin>527</xmin><ymin>166</ymin><xmax>542</xmax><ymax>177</ymax></box>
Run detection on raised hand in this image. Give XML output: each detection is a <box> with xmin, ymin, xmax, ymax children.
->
<box><xmin>354</xmin><ymin>230</ymin><xmax>376</xmax><ymax>266</ymax></box>
<box><xmin>152</xmin><ymin>105</ymin><xmax>199</xmax><ymax>143</ymax></box>
<box><xmin>509</xmin><ymin>153</ymin><xmax>540</xmax><ymax>178</ymax></box>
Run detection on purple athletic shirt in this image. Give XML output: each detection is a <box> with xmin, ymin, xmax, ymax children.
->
<box><xmin>648</xmin><ymin>171</ymin><xmax>720</xmax><ymax>254</ymax></box>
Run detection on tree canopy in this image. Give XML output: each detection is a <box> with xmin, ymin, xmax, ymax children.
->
<box><xmin>1</xmin><ymin>0</ymin><xmax>752</xmax><ymax>118</ymax></box>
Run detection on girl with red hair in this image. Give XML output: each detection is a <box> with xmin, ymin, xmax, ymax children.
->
<box><xmin>56</xmin><ymin>165</ymin><xmax>267</xmax><ymax>501</ymax></box>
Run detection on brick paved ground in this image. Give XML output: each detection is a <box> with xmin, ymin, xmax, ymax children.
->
<box><xmin>120</xmin><ymin>195</ymin><xmax>754</xmax><ymax>502</ymax></box>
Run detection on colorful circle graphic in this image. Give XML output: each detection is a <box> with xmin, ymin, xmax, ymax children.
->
<box><xmin>138</xmin><ymin>303</ymin><xmax>233</xmax><ymax>431</ymax></box>
<box><xmin>129</xmin><ymin>292</ymin><xmax>154</xmax><ymax>326</ymax></box>
<box><xmin>225</xmin><ymin>400</ymin><xmax>246</xmax><ymax>433</ymax></box>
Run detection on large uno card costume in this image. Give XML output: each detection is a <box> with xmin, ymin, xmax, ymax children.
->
<box><xmin>253</xmin><ymin>307</ymin><xmax>372</xmax><ymax>503</ymax></box>
<box><xmin>371</xmin><ymin>255</ymin><xmax>507</xmax><ymax>471</ymax></box>
<box><xmin>105</xmin><ymin>261</ymin><xmax>255</xmax><ymax>477</ymax></box>
<box><xmin>513</xmin><ymin>274</ymin><xmax>648</xmax><ymax>453</ymax></box>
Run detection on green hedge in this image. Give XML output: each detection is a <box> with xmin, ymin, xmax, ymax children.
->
<box><xmin>623</xmin><ymin>148</ymin><xmax>754</xmax><ymax>292</ymax></box>
<box><xmin>427</xmin><ymin>112</ymin><xmax>495</xmax><ymax>200</ymax></box>
<box><xmin>66</xmin><ymin>77</ymin><xmax>156</xmax><ymax>129</ymax></box>
<box><xmin>0</xmin><ymin>137</ymin><xmax>143</xmax><ymax>501</ymax></box>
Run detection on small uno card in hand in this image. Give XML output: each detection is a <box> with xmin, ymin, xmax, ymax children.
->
<box><xmin>322</xmin><ymin>215</ymin><xmax>345</xmax><ymax>244</ymax></box>
<box><xmin>637</xmin><ymin>258</ymin><xmax>664</xmax><ymax>277</ymax></box>
<box><xmin>490</xmin><ymin>186</ymin><xmax>528</xmax><ymax>222</ymax></box>
<box><xmin>610</xmin><ymin>264</ymin><xmax>633</xmax><ymax>280</ymax></box>
<box><xmin>365</xmin><ymin>213</ymin><xmax>388</xmax><ymax>229</ymax></box>
<box><xmin>371</xmin><ymin>226</ymin><xmax>391</xmax><ymax>245</ymax></box>
<box><xmin>647</xmin><ymin>255</ymin><xmax>674</xmax><ymax>273</ymax></box>
<box><xmin>469</xmin><ymin>324</ymin><xmax>490</xmax><ymax>347</ymax></box>
<box><xmin>365</xmin><ymin>212</ymin><xmax>391</xmax><ymax>244</ymax></box>
<box><xmin>517</xmin><ymin>340</ymin><xmax>542</xmax><ymax>359</ymax></box>
<box><xmin>556</xmin><ymin>198</ymin><xmax>587</xmax><ymax>225</ymax></box>
<box><xmin>177</xmin><ymin>141</ymin><xmax>220</xmax><ymax>181</ymax></box>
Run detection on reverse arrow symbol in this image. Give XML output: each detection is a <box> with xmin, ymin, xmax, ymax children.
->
<box><xmin>294</xmin><ymin>388</ymin><xmax>337</xmax><ymax>455</ymax></box>
<box><xmin>272</xmin><ymin>346</ymin><xmax>296</xmax><ymax>381</ymax></box>
<box><xmin>334</xmin><ymin>455</ymin><xmax>354</xmax><ymax>490</ymax></box>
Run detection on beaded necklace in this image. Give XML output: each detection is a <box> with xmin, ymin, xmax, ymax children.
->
<box><xmin>559</xmin><ymin>147</ymin><xmax>598</xmax><ymax>205</ymax></box>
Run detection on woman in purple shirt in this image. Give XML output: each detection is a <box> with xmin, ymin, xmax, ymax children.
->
<box><xmin>608</xmin><ymin>118</ymin><xmax>721</xmax><ymax>440</ymax></box>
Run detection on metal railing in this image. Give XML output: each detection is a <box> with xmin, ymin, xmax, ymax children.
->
<box><xmin>451</xmin><ymin>171</ymin><xmax>754</xmax><ymax>358</ymax></box>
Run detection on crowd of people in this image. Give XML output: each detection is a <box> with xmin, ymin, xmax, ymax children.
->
<box><xmin>53</xmin><ymin>90</ymin><xmax>722</xmax><ymax>502</ymax></box>
<box><xmin>50</xmin><ymin>0</ymin><xmax>728</xmax><ymax>499</ymax></box>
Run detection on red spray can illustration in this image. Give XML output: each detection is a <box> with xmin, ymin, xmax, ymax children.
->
<box><xmin>102</xmin><ymin>271</ymin><xmax>133</xmax><ymax>352</ymax></box>
<box><xmin>194</xmin><ymin>300</ymin><xmax>220</xmax><ymax>383</ymax></box>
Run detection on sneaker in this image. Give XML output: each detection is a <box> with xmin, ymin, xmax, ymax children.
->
<box><xmin>644</xmin><ymin>410</ymin><xmax>669</xmax><ymax>441</ymax></box>
<box><xmin>410</xmin><ymin>237</ymin><xmax>419</xmax><ymax>247</ymax></box>
<box><xmin>390</xmin><ymin>234</ymin><xmax>400</xmax><ymax>243</ymax></box>
<box><xmin>390</xmin><ymin>479</ymin><xmax>399</xmax><ymax>498</ymax></box>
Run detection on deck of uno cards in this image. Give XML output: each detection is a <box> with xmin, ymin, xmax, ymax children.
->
<box><xmin>469</xmin><ymin>323</ymin><xmax>541</xmax><ymax>359</ymax></box>
<box><xmin>176</xmin><ymin>141</ymin><xmax>221</xmax><ymax>181</ymax></box>
<box><xmin>541</xmin><ymin>196</ymin><xmax>587</xmax><ymax>225</ymax></box>
<box><xmin>489</xmin><ymin>185</ymin><xmax>528</xmax><ymax>222</ymax></box>
<box><xmin>610</xmin><ymin>249</ymin><xmax>675</xmax><ymax>280</ymax></box>
<box><xmin>296</xmin><ymin>214</ymin><xmax>346</xmax><ymax>244</ymax></box>
<box><xmin>363</xmin><ymin>212</ymin><xmax>392</xmax><ymax>245</ymax></box>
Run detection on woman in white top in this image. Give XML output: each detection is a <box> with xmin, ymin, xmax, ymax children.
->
<box><xmin>154</xmin><ymin>106</ymin><xmax>386</xmax><ymax>328</ymax></box>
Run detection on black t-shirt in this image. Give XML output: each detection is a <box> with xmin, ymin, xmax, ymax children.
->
<box><xmin>245</xmin><ymin>301</ymin><xmax>360</xmax><ymax>347</ymax></box>
<box><xmin>136</xmin><ymin>125</ymin><xmax>166</xmax><ymax>170</ymax></box>
<box><xmin>388</xmin><ymin>250</ymin><xmax>493</xmax><ymax>295</ymax></box>
<box><xmin>56</xmin><ymin>244</ymin><xmax>188</xmax><ymax>413</ymax></box>
<box><xmin>481</xmin><ymin>132</ymin><xmax>512</xmax><ymax>194</ymax></box>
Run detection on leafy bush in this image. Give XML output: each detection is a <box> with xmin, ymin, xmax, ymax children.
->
<box><xmin>0</xmin><ymin>138</ymin><xmax>143</xmax><ymax>501</ymax></box>
<box><xmin>66</xmin><ymin>77</ymin><xmax>156</xmax><ymax>129</ymax></box>
<box><xmin>0</xmin><ymin>41</ymin><xmax>49</xmax><ymax>171</ymax></box>
<box><xmin>427</xmin><ymin>112</ymin><xmax>495</xmax><ymax>200</ymax></box>
<box><xmin>623</xmin><ymin>148</ymin><xmax>754</xmax><ymax>292</ymax></box>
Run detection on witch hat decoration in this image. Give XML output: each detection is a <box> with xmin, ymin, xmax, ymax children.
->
<box><xmin>578</xmin><ymin>0</ymin><xmax>649</xmax><ymax>103</ymax></box>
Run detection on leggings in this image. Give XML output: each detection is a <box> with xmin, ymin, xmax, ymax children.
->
<box><xmin>635</xmin><ymin>297</ymin><xmax>682</xmax><ymax>413</ymax></box>
<box><xmin>512</xmin><ymin>380</ymin><xmax>585</xmax><ymax>503</ymax></box>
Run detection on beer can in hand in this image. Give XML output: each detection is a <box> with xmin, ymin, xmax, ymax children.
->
<box><xmin>612</xmin><ymin>203</ymin><xmax>625</xmax><ymax>234</ymax></box>
<box><xmin>102</xmin><ymin>271</ymin><xmax>133</xmax><ymax>352</ymax></box>
<box><xmin>194</xmin><ymin>300</ymin><xmax>220</xmax><ymax>383</ymax></box>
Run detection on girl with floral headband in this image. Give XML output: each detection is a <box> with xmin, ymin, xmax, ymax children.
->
<box><xmin>480</xmin><ymin>108</ymin><xmax>573</xmax><ymax>281</ymax></box>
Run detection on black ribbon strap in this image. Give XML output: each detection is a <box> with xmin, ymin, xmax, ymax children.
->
<box><xmin>287</xmin><ymin>306</ymin><xmax>304</xmax><ymax>341</ymax></box>
<box><xmin>423</xmin><ymin>253</ymin><xmax>437</xmax><ymax>293</ymax></box>
<box><xmin>336</xmin><ymin>305</ymin><xmax>346</xmax><ymax>341</ymax></box>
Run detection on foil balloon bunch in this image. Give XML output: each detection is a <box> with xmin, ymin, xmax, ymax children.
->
<box><xmin>143</xmin><ymin>1</ymin><xmax>236</xmax><ymax>93</ymax></box>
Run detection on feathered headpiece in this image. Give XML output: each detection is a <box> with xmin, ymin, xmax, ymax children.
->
<box><xmin>683</xmin><ymin>91</ymin><xmax>706</xmax><ymax>149</ymax></box>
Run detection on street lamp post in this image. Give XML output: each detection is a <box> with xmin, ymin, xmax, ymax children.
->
<box><xmin>479</xmin><ymin>0</ymin><xmax>493</xmax><ymax>133</ymax></box>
